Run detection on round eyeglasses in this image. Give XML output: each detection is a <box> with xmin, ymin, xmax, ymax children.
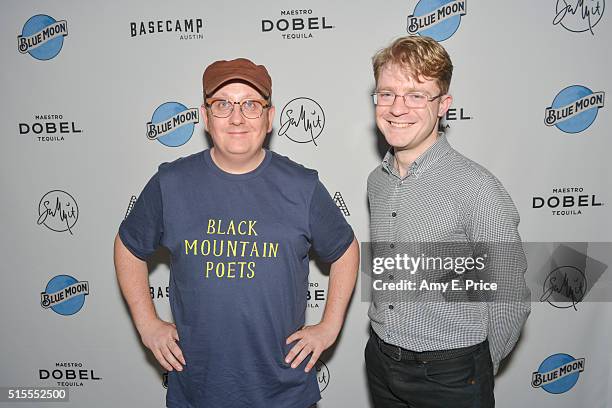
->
<box><xmin>205</xmin><ymin>98</ymin><xmax>269</xmax><ymax>119</ymax></box>
<box><xmin>372</xmin><ymin>92</ymin><xmax>442</xmax><ymax>108</ymax></box>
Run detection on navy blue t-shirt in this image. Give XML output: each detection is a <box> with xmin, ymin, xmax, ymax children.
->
<box><xmin>119</xmin><ymin>149</ymin><xmax>354</xmax><ymax>408</ymax></box>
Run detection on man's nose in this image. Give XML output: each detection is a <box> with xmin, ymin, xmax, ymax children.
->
<box><xmin>229</xmin><ymin>103</ymin><xmax>244</xmax><ymax>125</ymax></box>
<box><xmin>389</xmin><ymin>95</ymin><xmax>410</xmax><ymax>116</ymax></box>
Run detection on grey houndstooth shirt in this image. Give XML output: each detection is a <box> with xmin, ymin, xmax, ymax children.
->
<box><xmin>367</xmin><ymin>134</ymin><xmax>530</xmax><ymax>374</ymax></box>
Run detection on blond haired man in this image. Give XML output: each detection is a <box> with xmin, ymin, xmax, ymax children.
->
<box><xmin>365</xmin><ymin>36</ymin><xmax>530</xmax><ymax>407</ymax></box>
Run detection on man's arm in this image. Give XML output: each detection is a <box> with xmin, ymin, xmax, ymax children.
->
<box><xmin>114</xmin><ymin>233</ymin><xmax>186</xmax><ymax>372</ymax></box>
<box><xmin>285</xmin><ymin>237</ymin><xmax>359</xmax><ymax>373</ymax></box>
<box><xmin>466</xmin><ymin>178</ymin><xmax>531</xmax><ymax>375</ymax></box>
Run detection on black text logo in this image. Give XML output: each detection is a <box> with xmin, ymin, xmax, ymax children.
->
<box><xmin>532</xmin><ymin>187</ymin><xmax>603</xmax><ymax>216</ymax></box>
<box><xmin>151</xmin><ymin>285</ymin><xmax>169</xmax><ymax>299</ymax></box>
<box><xmin>440</xmin><ymin>107</ymin><xmax>472</xmax><ymax>130</ymax></box>
<box><xmin>307</xmin><ymin>281</ymin><xmax>327</xmax><ymax>309</ymax></box>
<box><xmin>130</xmin><ymin>19</ymin><xmax>203</xmax><ymax>40</ymax></box>
<box><xmin>261</xmin><ymin>9</ymin><xmax>334</xmax><ymax>40</ymax></box>
<box><xmin>39</xmin><ymin>362</ymin><xmax>101</xmax><ymax>387</ymax></box>
<box><xmin>19</xmin><ymin>114</ymin><xmax>82</xmax><ymax>142</ymax></box>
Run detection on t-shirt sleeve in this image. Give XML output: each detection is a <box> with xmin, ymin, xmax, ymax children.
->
<box><xmin>118</xmin><ymin>172</ymin><xmax>164</xmax><ymax>261</ymax></box>
<box><xmin>308</xmin><ymin>179</ymin><xmax>354</xmax><ymax>263</ymax></box>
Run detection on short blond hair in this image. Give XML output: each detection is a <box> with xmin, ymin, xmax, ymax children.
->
<box><xmin>373</xmin><ymin>36</ymin><xmax>453</xmax><ymax>94</ymax></box>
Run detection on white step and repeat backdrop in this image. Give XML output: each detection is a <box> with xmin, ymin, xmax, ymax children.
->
<box><xmin>1</xmin><ymin>0</ymin><xmax>611</xmax><ymax>407</ymax></box>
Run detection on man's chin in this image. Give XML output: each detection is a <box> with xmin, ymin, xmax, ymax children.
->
<box><xmin>383</xmin><ymin>135</ymin><xmax>416</xmax><ymax>150</ymax></box>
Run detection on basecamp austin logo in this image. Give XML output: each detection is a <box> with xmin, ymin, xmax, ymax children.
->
<box><xmin>315</xmin><ymin>359</ymin><xmax>330</xmax><ymax>392</ymax></box>
<box><xmin>18</xmin><ymin>15</ymin><xmax>68</xmax><ymax>60</ymax></box>
<box><xmin>532</xmin><ymin>354</ymin><xmax>585</xmax><ymax>394</ymax></box>
<box><xmin>553</xmin><ymin>0</ymin><xmax>605</xmax><ymax>35</ymax></box>
<box><xmin>129</xmin><ymin>18</ymin><xmax>203</xmax><ymax>40</ymax></box>
<box><xmin>151</xmin><ymin>285</ymin><xmax>170</xmax><ymax>300</ymax></box>
<box><xmin>532</xmin><ymin>187</ymin><xmax>603</xmax><ymax>216</ymax></box>
<box><xmin>278</xmin><ymin>97</ymin><xmax>325</xmax><ymax>145</ymax></box>
<box><xmin>41</xmin><ymin>275</ymin><xmax>89</xmax><ymax>316</ymax></box>
<box><xmin>261</xmin><ymin>9</ymin><xmax>334</xmax><ymax>40</ymax></box>
<box><xmin>407</xmin><ymin>0</ymin><xmax>467</xmax><ymax>41</ymax></box>
<box><xmin>37</xmin><ymin>190</ymin><xmax>79</xmax><ymax>234</ymax></box>
<box><xmin>19</xmin><ymin>114</ymin><xmax>82</xmax><ymax>142</ymax></box>
<box><xmin>39</xmin><ymin>362</ymin><xmax>101</xmax><ymax>387</ymax></box>
<box><xmin>545</xmin><ymin>85</ymin><xmax>605</xmax><ymax>133</ymax></box>
<box><xmin>147</xmin><ymin>102</ymin><xmax>199</xmax><ymax>147</ymax></box>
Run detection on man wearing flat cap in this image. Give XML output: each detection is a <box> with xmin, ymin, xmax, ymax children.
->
<box><xmin>114</xmin><ymin>58</ymin><xmax>358</xmax><ymax>408</ymax></box>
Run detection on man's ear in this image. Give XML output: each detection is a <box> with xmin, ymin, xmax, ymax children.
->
<box><xmin>437</xmin><ymin>94</ymin><xmax>453</xmax><ymax>117</ymax></box>
<box><xmin>201</xmin><ymin>105</ymin><xmax>209</xmax><ymax>132</ymax></box>
<box><xmin>267</xmin><ymin>105</ymin><xmax>275</xmax><ymax>133</ymax></box>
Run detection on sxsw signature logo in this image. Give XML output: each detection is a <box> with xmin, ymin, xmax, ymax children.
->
<box><xmin>553</xmin><ymin>0</ymin><xmax>605</xmax><ymax>35</ymax></box>
<box><xmin>278</xmin><ymin>97</ymin><xmax>325</xmax><ymax>146</ymax></box>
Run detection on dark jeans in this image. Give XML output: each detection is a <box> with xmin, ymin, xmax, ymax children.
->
<box><xmin>365</xmin><ymin>331</ymin><xmax>494</xmax><ymax>408</ymax></box>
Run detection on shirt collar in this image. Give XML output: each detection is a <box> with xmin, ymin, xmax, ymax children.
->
<box><xmin>381</xmin><ymin>133</ymin><xmax>452</xmax><ymax>178</ymax></box>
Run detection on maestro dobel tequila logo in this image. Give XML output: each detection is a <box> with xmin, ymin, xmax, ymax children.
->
<box><xmin>307</xmin><ymin>281</ymin><xmax>327</xmax><ymax>309</ymax></box>
<box><xmin>532</xmin><ymin>186</ymin><xmax>603</xmax><ymax>216</ymax></box>
<box><xmin>261</xmin><ymin>8</ymin><xmax>334</xmax><ymax>40</ymax></box>
<box><xmin>39</xmin><ymin>362</ymin><xmax>101</xmax><ymax>387</ymax></box>
<box><xmin>19</xmin><ymin>114</ymin><xmax>83</xmax><ymax>143</ymax></box>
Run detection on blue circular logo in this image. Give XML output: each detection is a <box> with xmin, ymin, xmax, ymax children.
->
<box><xmin>146</xmin><ymin>102</ymin><xmax>198</xmax><ymax>147</ymax></box>
<box><xmin>19</xmin><ymin>15</ymin><xmax>67</xmax><ymax>60</ymax></box>
<box><xmin>408</xmin><ymin>0</ymin><xmax>467</xmax><ymax>41</ymax></box>
<box><xmin>532</xmin><ymin>353</ymin><xmax>584</xmax><ymax>394</ymax></box>
<box><xmin>545</xmin><ymin>85</ymin><xmax>604</xmax><ymax>133</ymax></box>
<box><xmin>41</xmin><ymin>275</ymin><xmax>89</xmax><ymax>316</ymax></box>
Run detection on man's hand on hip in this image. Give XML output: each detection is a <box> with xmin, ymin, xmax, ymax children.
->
<box><xmin>285</xmin><ymin>322</ymin><xmax>339</xmax><ymax>373</ymax></box>
<box><xmin>139</xmin><ymin>318</ymin><xmax>186</xmax><ymax>372</ymax></box>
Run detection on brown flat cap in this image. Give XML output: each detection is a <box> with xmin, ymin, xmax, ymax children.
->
<box><xmin>203</xmin><ymin>58</ymin><xmax>272</xmax><ymax>99</ymax></box>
